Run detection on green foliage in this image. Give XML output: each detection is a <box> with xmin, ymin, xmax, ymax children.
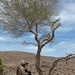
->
<box><xmin>0</xmin><ymin>58</ymin><xmax>5</xmax><ymax>75</ymax></box>
<box><xmin>0</xmin><ymin>0</ymin><xmax>60</xmax><ymax>38</ymax></box>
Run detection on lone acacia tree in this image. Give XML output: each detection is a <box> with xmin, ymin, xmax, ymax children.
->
<box><xmin>0</xmin><ymin>0</ymin><xmax>60</xmax><ymax>75</ymax></box>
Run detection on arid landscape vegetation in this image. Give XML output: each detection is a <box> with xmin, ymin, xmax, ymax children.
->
<box><xmin>0</xmin><ymin>51</ymin><xmax>75</xmax><ymax>75</ymax></box>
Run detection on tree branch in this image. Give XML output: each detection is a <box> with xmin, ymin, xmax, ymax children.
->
<box><xmin>48</xmin><ymin>54</ymin><xmax>75</xmax><ymax>75</ymax></box>
<box><xmin>53</xmin><ymin>23</ymin><xmax>61</xmax><ymax>31</ymax></box>
<box><xmin>21</xmin><ymin>40</ymin><xmax>37</xmax><ymax>46</ymax></box>
<box><xmin>0</xmin><ymin>9</ymin><xmax>26</xmax><ymax>30</ymax></box>
<box><xmin>42</xmin><ymin>19</ymin><xmax>61</xmax><ymax>47</ymax></box>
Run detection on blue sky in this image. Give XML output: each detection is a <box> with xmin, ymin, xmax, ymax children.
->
<box><xmin>0</xmin><ymin>0</ymin><xmax>75</xmax><ymax>57</ymax></box>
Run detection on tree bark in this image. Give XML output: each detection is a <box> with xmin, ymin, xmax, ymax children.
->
<box><xmin>35</xmin><ymin>47</ymin><xmax>43</xmax><ymax>75</ymax></box>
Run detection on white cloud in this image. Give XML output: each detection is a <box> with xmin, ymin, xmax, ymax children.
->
<box><xmin>56</xmin><ymin>2</ymin><xmax>75</xmax><ymax>32</ymax></box>
<box><xmin>0</xmin><ymin>36</ymin><xmax>75</xmax><ymax>57</ymax></box>
<box><xmin>50</xmin><ymin>40</ymin><xmax>75</xmax><ymax>54</ymax></box>
<box><xmin>42</xmin><ymin>46</ymin><xmax>56</xmax><ymax>53</ymax></box>
<box><xmin>0</xmin><ymin>36</ymin><xmax>21</xmax><ymax>43</ymax></box>
<box><xmin>25</xmin><ymin>34</ymin><xmax>34</xmax><ymax>39</ymax></box>
<box><xmin>22</xmin><ymin>44</ymin><xmax>57</xmax><ymax>55</ymax></box>
<box><xmin>0</xmin><ymin>37</ymin><xmax>6</xmax><ymax>41</ymax></box>
<box><xmin>59</xmin><ymin>3</ymin><xmax>75</xmax><ymax>23</ymax></box>
<box><xmin>56</xmin><ymin>24</ymin><xmax>75</xmax><ymax>32</ymax></box>
<box><xmin>22</xmin><ymin>45</ymin><xmax>37</xmax><ymax>53</ymax></box>
<box><xmin>39</xmin><ymin>39</ymin><xmax>75</xmax><ymax>57</ymax></box>
<box><xmin>23</xmin><ymin>46</ymin><xmax>37</xmax><ymax>50</ymax></box>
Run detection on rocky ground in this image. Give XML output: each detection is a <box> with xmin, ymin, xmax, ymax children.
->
<box><xmin>0</xmin><ymin>51</ymin><xmax>75</xmax><ymax>75</ymax></box>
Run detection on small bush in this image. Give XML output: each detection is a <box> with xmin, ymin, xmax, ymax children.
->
<box><xmin>0</xmin><ymin>58</ymin><xmax>5</xmax><ymax>75</ymax></box>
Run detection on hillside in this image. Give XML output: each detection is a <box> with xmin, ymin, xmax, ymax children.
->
<box><xmin>0</xmin><ymin>51</ymin><xmax>56</xmax><ymax>66</ymax></box>
<box><xmin>0</xmin><ymin>51</ymin><xmax>75</xmax><ymax>75</ymax></box>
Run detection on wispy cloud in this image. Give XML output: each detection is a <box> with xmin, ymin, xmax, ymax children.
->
<box><xmin>25</xmin><ymin>34</ymin><xmax>34</xmax><ymax>38</ymax></box>
<box><xmin>0</xmin><ymin>37</ymin><xmax>6</xmax><ymax>41</ymax></box>
<box><xmin>57</xmin><ymin>40</ymin><xmax>75</xmax><ymax>54</ymax></box>
<box><xmin>33</xmin><ymin>36</ymin><xmax>75</xmax><ymax>57</ymax></box>
<box><xmin>59</xmin><ymin>2</ymin><xmax>75</xmax><ymax>23</ymax></box>
<box><xmin>57</xmin><ymin>24</ymin><xmax>75</xmax><ymax>32</ymax></box>
<box><xmin>57</xmin><ymin>2</ymin><xmax>75</xmax><ymax>32</ymax></box>
<box><xmin>22</xmin><ymin>45</ymin><xmax>37</xmax><ymax>53</ymax></box>
<box><xmin>0</xmin><ymin>36</ymin><xmax>21</xmax><ymax>43</ymax></box>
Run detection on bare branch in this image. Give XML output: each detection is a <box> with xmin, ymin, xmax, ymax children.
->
<box><xmin>53</xmin><ymin>23</ymin><xmax>61</xmax><ymax>31</ymax></box>
<box><xmin>21</xmin><ymin>40</ymin><xmax>37</xmax><ymax>46</ymax></box>
<box><xmin>0</xmin><ymin>19</ymin><xmax>8</xmax><ymax>24</ymax></box>
<box><xmin>40</xmin><ymin>33</ymin><xmax>51</xmax><ymax>44</ymax></box>
<box><xmin>48</xmin><ymin>54</ymin><xmax>75</xmax><ymax>75</ymax></box>
<box><xmin>42</xmin><ymin>19</ymin><xmax>61</xmax><ymax>47</ymax></box>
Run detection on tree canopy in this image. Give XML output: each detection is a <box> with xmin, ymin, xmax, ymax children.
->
<box><xmin>0</xmin><ymin>0</ymin><xmax>60</xmax><ymax>38</ymax></box>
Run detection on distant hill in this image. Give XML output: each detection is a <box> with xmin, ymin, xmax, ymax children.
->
<box><xmin>0</xmin><ymin>51</ymin><xmax>75</xmax><ymax>75</ymax></box>
<box><xmin>0</xmin><ymin>51</ymin><xmax>56</xmax><ymax>66</ymax></box>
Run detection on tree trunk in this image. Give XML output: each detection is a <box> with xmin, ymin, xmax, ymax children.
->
<box><xmin>35</xmin><ymin>47</ymin><xmax>43</xmax><ymax>75</ymax></box>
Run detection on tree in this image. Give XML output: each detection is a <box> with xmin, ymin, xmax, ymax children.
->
<box><xmin>0</xmin><ymin>0</ymin><xmax>60</xmax><ymax>75</ymax></box>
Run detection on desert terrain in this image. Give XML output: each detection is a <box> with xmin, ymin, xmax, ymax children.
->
<box><xmin>0</xmin><ymin>51</ymin><xmax>75</xmax><ymax>75</ymax></box>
